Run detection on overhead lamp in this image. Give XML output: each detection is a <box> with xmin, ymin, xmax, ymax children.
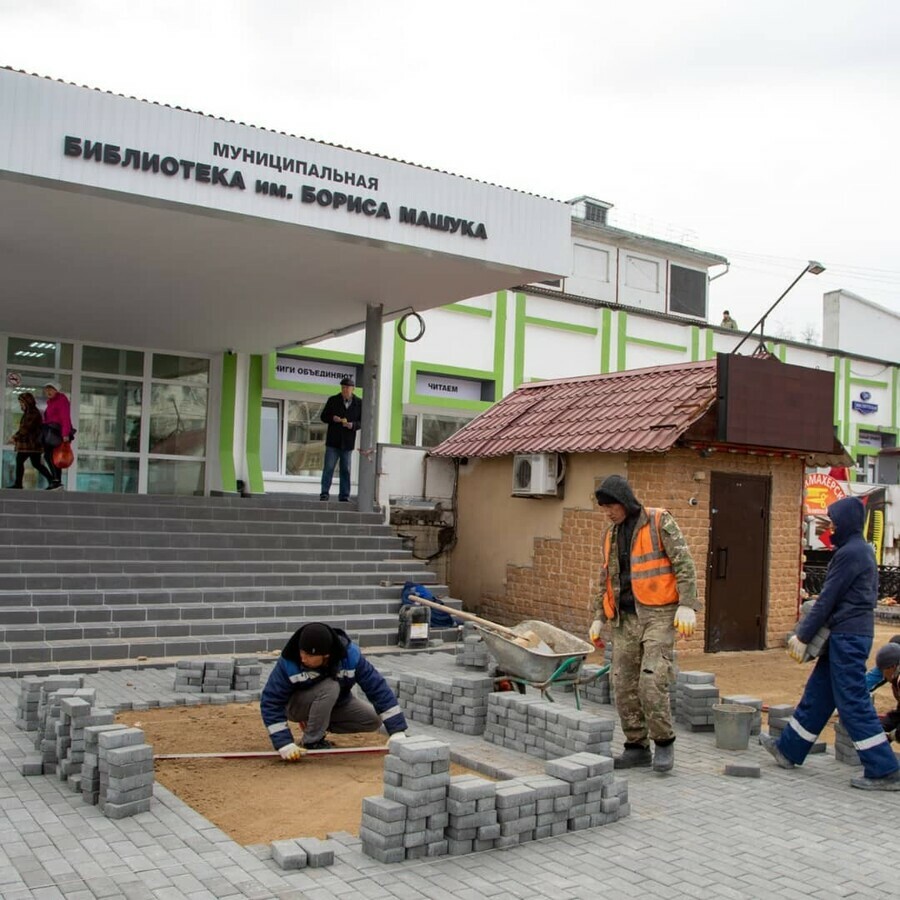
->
<box><xmin>731</xmin><ymin>260</ymin><xmax>826</xmax><ymax>355</ymax></box>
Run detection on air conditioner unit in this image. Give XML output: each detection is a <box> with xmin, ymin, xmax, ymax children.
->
<box><xmin>512</xmin><ymin>453</ymin><xmax>560</xmax><ymax>497</ymax></box>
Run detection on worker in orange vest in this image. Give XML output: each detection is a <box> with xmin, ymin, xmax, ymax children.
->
<box><xmin>590</xmin><ymin>475</ymin><xmax>700</xmax><ymax>773</ymax></box>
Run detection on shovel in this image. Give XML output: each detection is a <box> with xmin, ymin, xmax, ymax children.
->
<box><xmin>408</xmin><ymin>594</ymin><xmax>553</xmax><ymax>653</ymax></box>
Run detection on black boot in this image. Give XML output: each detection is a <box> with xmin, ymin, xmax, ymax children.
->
<box><xmin>613</xmin><ymin>742</ymin><xmax>652</xmax><ymax>769</ymax></box>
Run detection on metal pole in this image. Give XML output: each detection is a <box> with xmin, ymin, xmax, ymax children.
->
<box><xmin>357</xmin><ymin>303</ymin><xmax>383</xmax><ymax>512</ymax></box>
<box><xmin>731</xmin><ymin>266</ymin><xmax>810</xmax><ymax>355</ymax></box>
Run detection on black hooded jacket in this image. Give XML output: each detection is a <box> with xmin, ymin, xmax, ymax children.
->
<box><xmin>796</xmin><ymin>497</ymin><xmax>877</xmax><ymax>642</ymax></box>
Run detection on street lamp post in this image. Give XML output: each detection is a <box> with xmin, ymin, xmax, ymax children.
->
<box><xmin>731</xmin><ymin>260</ymin><xmax>826</xmax><ymax>355</ymax></box>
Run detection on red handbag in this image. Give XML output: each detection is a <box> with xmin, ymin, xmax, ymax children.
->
<box><xmin>52</xmin><ymin>442</ymin><xmax>74</xmax><ymax>469</ymax></box>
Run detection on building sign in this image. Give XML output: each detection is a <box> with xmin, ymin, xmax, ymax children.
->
<box><xmin>857</xmin><ymin>430</ymin><xmax>883</xmax><ymax>448</ymax></box>
<box><xmin>275</xmin><ymin>356</ymin><xmax>359</xmax><ymax>387</ymax></box>
<box><xmin>804</xmin><ymin>473</ymin><xmax>847</xmax><ymax>514</ymax></box>
<box><xmin>6</xmin><ymin>372</ymin><xmax>21</xmax><ymax>388</ymax></box>
<box><xmin>851</xmin><ymin>400</ymin><xmax>878</xmax><ymax>414</ymax></box>
<box><xmin>414</xmin><ymin>373</ymin><xmax>484</xmax><ymax>402</ymax></box>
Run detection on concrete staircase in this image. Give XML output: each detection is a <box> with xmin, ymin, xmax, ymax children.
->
<box><xmin>0</xmin><ymin>491</ymin><xmax>457</xmax><ymax>676</ymax></box>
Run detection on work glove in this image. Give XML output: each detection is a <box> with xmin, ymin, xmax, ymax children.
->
<box><xmin>787</xmin><ymin>635</ymin><xmax>807</xmax><ymax>663</ymax></box>
<box><xmin>278</xmin><ymin>742</ymin><xmax>305</xmax><ymax>761</ymax></box>
<box><xmin>589</xmin><ymin>619</ymin><xmax>605</xmax><ymax>649</ymax></box>
<box><xmin>673</xmin><ymin>607</ymin><xmax>696</xmax><ymax>638</ymax></box>
<box><xmin>387</xmin><ymin>731</ymin><xmax>408</xmax><ymax>744</ymax></box>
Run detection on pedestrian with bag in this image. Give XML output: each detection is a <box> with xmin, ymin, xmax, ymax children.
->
<box><xmin>41</xmin><ymin>381</ymin><xmax>74</xmax><ymax>491</ymax></box>
<box><xmin>760</xmin><ymin>496</ymin><xmax>900</xmax><ymax>791</ymax></box>
<box><xmin>590</xmin><ymin>474</ymin><xmax>700</xmax><ymax>773</ymax></box>
<box><xmin>7</xmin><ymin>392</ymin><xmax>54</xmax><ymax>489</ymax></box>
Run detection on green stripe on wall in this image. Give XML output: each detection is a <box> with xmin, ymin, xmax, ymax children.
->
<box><xmin>246</xmin><ymin>355</ymin><xmax>264</xmax><ymax>494</ymax></box>
<box><xmin>218</xmin><ymin>353</ymin><xmax>237</xmax><ymax>493</ymax></box>
<box><xmin>523</xmin><ymin>316</ymin><xmax>598</xmax><ymax>336</ymax></box>
<box><xmin>600</xmin><ymin>308</ymin><xmax>612</xmax><ymax>373</ymax></box>
<box><xmin>390</xmin><ymin>330</ymin><xmax>406</xmax><ymax>444</ymax></box>
<box><xmin>446</xmin><ymin>302</ymin><xmax>493</xmax><ymax>318</ymax></box>
<box><xmin>514</xmin><ymin>293</ymin><xmax>526</xmax><ymax>387</ymax></box>
<box><xmin>617</xmin><ymin>313</ymin><xmax>627</xmax><ymax>371</ymax></box>
<box><xmin>493</xmin><ymin>291</ymin><xmax>507</xmax><ymax>393</ymax></box>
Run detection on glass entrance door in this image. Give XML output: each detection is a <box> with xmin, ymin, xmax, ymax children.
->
<box><xmin>2</xmin><ymin>335</ymin><xmax>211</xmax><ymax>495</ymax></box>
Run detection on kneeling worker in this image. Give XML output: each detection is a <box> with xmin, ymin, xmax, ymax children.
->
<box><xmin>873</xmin><ymin>641</ymin><xmax>900</xmax><ymax>741</ymax></box>
<box><xmin>261</xmin><ymin>622</ymin><xmax>407</xmax><ymax>761</ymax></box>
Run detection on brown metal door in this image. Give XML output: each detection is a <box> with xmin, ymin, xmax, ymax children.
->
<box><xmin>706</xmin><ymin>472</ymin><xmax>770</xmax><ymax>651</ymax></box>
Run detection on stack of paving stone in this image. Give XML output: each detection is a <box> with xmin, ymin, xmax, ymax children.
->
<box><xmin>721</xmin><ymin>694</ymin><xmax>763</xmax><ymax>735</ymax></box>
<box><xmin>382</xmin><ymin>661</ymin><xmax>493</xmax><ymax>735</ymax></box>
<box><xmin>833</xmin><ymin>719</ymin><xmax>862</xmax><ymax>766</ymax></box>
<box><xmin>56</xmin><ymin>696</ymin><xmax>116</xmax><ymax>788</ymax></box>
<box><xmin>173</xmin><ymin>660</ymin><xmax>205</xmax><ymax>692</ymax></box>
<box><xmin>174</xmin><ymin>657</ymin><xmax>263</xmax><ymax>693</ymax></box>
<box><xmin>15</xmin><ymin>675</ymin><xmax>84</xmax><ymax>732</ymax></box>
<box><xmin>202</xmin><ymin>658</ymin><xmax>236</xmax><ymax>693</ymax></box>
<box><xmin>579</xmin><ymin>664</ymin><xmax>612</xmax><ymax>705</ymax></box>
<box><xmin>547</xmin><ymin>752</ymin><xmax>626</xmax><ymax>830</ymax></box>
<box><xmin>82</xmin><ymin>723</ymin><xmax>130</xmax><ymax>805</ymax></box>
<box><xmin>455</xmin><ymin>630</ymin><xmax>490</xmax><ymax>669</ymax></box>
<box><xmin>359</xmin><ymin>735</ymin><xmax>450</xmax><ymax>862</ymax></box>
<box><xmin>97</xmin><ymin>726</ymin><xmax>155</xmax><ymax>819</ymax></box>
<box><xmin>34</xmin><ymin>686</ymin><xmax>97</xmax><ymax>774</ymax></box>
<box><xmin>674</xmin><ymin>671</ymin><xmax>719</xmax><ymax>731</ymax></box>
<box><xmin>233</xmin><ymin>661</ymin><xmax>263</xmax><ymax>691</ymax></box>
<box><xmin>483</xmin><ymin>692</ymin><xmax>614</xmax><ymax>760</ymax></box>
<box><xmin>446</xmin><ymin>775</ymin><xmax>499</xmax><ymax>854</ymax></box>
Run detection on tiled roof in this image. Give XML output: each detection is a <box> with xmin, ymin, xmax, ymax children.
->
<box><xmin>430</xmin><ymin>360</ymin><xmax>718</xmax><ymax>458</ymax></box>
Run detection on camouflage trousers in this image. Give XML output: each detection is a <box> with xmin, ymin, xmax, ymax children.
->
<box><xmin>612</xmin><ymin>606</ymin><xmax>677</xmax><ymax>745</ymax></box>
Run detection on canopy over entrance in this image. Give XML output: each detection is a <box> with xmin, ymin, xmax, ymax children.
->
<box><xmin>0</xmin><ymin>68</ymin><xmax>571</xmax><ymax>354</ymax></box>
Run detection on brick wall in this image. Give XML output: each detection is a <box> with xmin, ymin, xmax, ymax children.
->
<box><xmin>477</xmin><ymin>449</ymin><xmax>804</xmax><ymax>652</ymax></box>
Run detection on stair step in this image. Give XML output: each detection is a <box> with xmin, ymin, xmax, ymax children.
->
<box><xmin>0</xmin><ymin>546</ymin><xmax>417</xmax><ymax>562</ymax></box>
<box><xmin>0</xmin><ymin>569</ymin><xmax>439</xmax><ymax>591</ymax></box>
<box><xmin>0</xmin><ymin>488</ymin><xmax>451</xmax><ymax>676</ymax></box>
<box><xmin>0</xmin><ymin>558</ymin><xmax>432</xmax><ymax>575</ymax></box>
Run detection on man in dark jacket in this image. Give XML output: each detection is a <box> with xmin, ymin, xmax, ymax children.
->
<box><xmin>319</xmin><ymin>376</ymin><xmax>362</xmax><ymax>502</ymax></box>
<box><xmin>260</xmin><ymin>622</ymin><xmax>407</xmax><ymax>760</ymax></box>
<box><xmin>760</xmin><ymin>496</ymin><xmax>900</xmax><ymax>791</ymax></box>
<box><xmin>591</xmin><ymin>475</ymin><xmax>700</xmax><ymax>773</ymax></box>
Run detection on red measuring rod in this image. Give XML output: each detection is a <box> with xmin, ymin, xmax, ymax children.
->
<box><xmin>153</xmin><ymin>746</ymin><xmax>389</xmax><ymax>761</ymax></box>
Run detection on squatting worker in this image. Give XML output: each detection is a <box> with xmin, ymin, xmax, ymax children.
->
<box><xmin>260</xmin><ymin>622</ymin><xmax>408</xmax><ymax>761</ymax></box>
<box><xmin>760</xmin><ymin>497</ymin><xmax>900</xmax><ymax>791</ymax></box>
<box><xmin>872</xmin><ymin>641</ymin><xmax>900</xmax><ymax>743</ymax></box>
<box><xmin>589</xmin><ymin>475</ymin><xmax>700</xmax><ymax>773</ymax></box>
<box><xmin>319</xmin><ymin>376</ymin><xmax>362</xmax><ymax>502</ymax></box>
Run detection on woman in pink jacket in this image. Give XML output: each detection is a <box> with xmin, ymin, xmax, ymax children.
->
<box><xmin>42</xmin><ymin>381</ymin><xmax>73</xmax><ymax>490</ymax></box>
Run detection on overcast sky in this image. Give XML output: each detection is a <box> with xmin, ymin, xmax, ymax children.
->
<box><xmin>2</xmin><ymin>0</ymin><xmax>898</xmax><ymax>343</ymax></box>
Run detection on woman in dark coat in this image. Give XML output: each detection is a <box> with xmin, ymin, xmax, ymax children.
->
<box><xmin>7</xmin><ymin>392</ymin><xmax>53</xmax><ymax>488</ymax></box>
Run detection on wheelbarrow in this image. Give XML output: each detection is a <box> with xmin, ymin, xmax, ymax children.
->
<box><xmin>408</xmin><ymin>595</ymin><xmax>609</xmax><ymax>709</ymax></box>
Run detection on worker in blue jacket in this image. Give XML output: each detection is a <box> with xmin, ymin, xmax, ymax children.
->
<box><xmin>261</xmin><ymin>622</ymin><xmax>407</xmax><ymax>761</ymax></box>
<box><xmin>760</xmin><ymin>497</ymin><xmax>900</xmax><ymax>791</ymax></box>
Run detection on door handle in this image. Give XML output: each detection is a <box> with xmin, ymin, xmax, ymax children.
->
<box><xmin>716</xmin><ymin>547</ymin><xmax>728</xmax><ymax>579</ymax></box>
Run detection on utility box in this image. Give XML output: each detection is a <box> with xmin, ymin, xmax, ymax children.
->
<box><xmin>397</xmin><ymin>605</ymin><xmax>429</xmax><ymax>649</ymax></box>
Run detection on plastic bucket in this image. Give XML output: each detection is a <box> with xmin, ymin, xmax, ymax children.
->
<box><xmin>713</xmin><ymin>703</ymin><xmax>756</xmax><ymax>751</ymax></box>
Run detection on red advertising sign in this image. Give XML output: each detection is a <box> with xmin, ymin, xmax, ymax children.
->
<box><xmin>804</xmin><ymin>473</ymin><xmax>847</xmax><ymax>514</ymax></box>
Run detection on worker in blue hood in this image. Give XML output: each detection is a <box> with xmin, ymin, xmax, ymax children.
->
<box><xmin>260</xmin><ymin>622</ymin><xmax>407</xmax><ymax>760</ymax></box>
<box><xmin>760</xmin><ymin>497</ymin><xmax>899</xmax><ymax>791</ymax></box>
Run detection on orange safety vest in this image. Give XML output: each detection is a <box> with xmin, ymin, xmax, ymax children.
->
<box><xmin>603</xmin><ymin>508</ymin><xmax>679</xmax><ymax>619</ymax></box>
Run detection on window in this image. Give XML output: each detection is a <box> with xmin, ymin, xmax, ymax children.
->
<box><xmin>400</xmin><ymin>413</ymin><xmax>472</xmax><ymax>448</ymax></box>
<box><xmin>625</xmin><ymin>255</ymin><xmax>659</xmax><ymax>293</ymax></box>
<box><xmin>669</xmin><ymin>265</ymin><xmax>707</xmax><ymax>318</ymax></box>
